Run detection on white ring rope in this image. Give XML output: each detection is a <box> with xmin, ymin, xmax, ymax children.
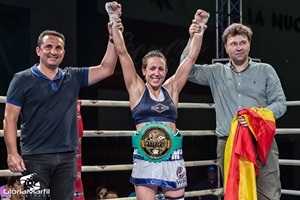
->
<box><xmin>1</xmin><ymin>96</ymin><xmax>300</xmax><ymax>108</ymax></box>
<box><xmin>1</xmin><ymin>95</ymin><xmax>300</xmax><ymax>198</ymax></box>
<box><xmin>1</xmin><ymin>128</ymin><xmax>300</xmax><ymax>138</ymax></box>
<box><xmin>1</xmin><ymin>158</ymin><xmax>299</xmax><ymax>177</ymax></box>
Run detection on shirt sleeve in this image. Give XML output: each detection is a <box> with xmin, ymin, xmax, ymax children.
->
<box><xmin>265</xmin><ymin>65</ymin><xmax>287</xmax><ymax>119</ymax></box>
<box><xmin>69</xmin><ymin>67</ymin><xmax>89</xmax><ymax>88</ymax></box>
<box><xmin>6</xmin><ymin>73</ymin><xmax>26</xmax><ymax>107</ymax></box>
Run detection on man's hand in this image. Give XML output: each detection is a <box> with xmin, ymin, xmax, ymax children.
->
<box><xmin>7</xmin><ymin>153</ymin><xmax>26</xmax><ymax>173</ymax></box>
<box><xmin>237</xmin><ymin>115</ymin><xmax>248</xmax><ymax>127</ymax></box>
<box><xmin>189</xmin><ymin>19</ymin><xmax>206</xmax><ymax>38</ymax></box>
<box><xmin>108</xmin><ymin>19</ymin><xmax>124</xmax><ymax>35</ymax></box>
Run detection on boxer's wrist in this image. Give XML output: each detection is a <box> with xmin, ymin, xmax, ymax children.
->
<box><xmin>109</xmin><ymin>14</ymin><xmax>119</xmax><ymax>23</ymax></box>
<box><xmin>109</xmin><ymin>35</ymin><xmax>114</xmax><ymax>44</ymax></box>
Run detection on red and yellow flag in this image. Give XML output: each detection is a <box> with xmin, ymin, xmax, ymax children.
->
<box><xmin>224</xmin><ymin>107</ymin><xmax>276</xmax><ymax>200</ymax></box>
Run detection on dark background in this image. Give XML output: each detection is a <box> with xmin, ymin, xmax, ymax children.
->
<box><xmin>0</xmin><ymin>0</ymin><xmax>299</xmax><ymax>199</ymax></box>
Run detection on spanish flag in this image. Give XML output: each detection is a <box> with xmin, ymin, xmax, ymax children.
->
<box><xmin>224</xmin><ymin>107</ymin><xmax>276</xmax><ymax>200</ymax></box>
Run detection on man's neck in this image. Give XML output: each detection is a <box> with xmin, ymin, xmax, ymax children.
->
<box><xmin>231</xmin><ymin>58</ymin><xmax>249</xmax><ymax>72</ymax></box>
<box><xmin>37</xmin><ymin>64</ymin><xmax>58</xmax><ymax>80</ymax></box>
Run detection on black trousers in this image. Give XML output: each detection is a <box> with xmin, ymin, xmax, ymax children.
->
<box><xmin>22</xmin><ymin>151</ymin><xmax>77</xmax><ymax>200</ymax></box>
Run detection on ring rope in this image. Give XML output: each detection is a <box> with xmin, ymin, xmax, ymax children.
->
<box><xmin>0</xmin><ymin>158</ymin><xmax>299</xmax><ymax>176</ymax></box>
<box><xmin>1</xmin><ymin>128</ymin><xmax>300</xmax><ymax>137</ymax></box>
<box><xmin>1</xmin><ymin>96</ymin><xmax>300</xmax><ymax>108</ymax></box>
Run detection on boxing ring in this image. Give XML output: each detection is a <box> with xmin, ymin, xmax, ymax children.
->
<box><xmin>0</xmin><ymin>95</ymin><xmax>300</xmax><ymax>199</ymax></box>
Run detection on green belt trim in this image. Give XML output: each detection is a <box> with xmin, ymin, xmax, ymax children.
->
<box><xmin>132</xmin><ymin>122</ymin><xmax>182</xmax><ymax>162</ymax></box>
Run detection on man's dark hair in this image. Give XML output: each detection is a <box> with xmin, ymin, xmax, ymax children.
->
<box><xmin>37</xmin><ymin>30</ymin><xmax>65</xmax><ymax>47</ymax></box>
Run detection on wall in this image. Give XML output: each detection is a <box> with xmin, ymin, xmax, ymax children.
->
<box><xmin>0</xmin><ymin>0</ymin><xmax>77</xmax><ymax>95</ymax></box>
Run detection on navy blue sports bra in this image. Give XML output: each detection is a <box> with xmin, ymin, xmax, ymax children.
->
<box><xmin>132</xmin><ymin>86</ymin><xmax>178</xmax><ymax>125</ymax></box>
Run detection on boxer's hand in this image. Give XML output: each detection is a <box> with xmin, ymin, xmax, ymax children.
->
<box><xmin>194</xmin><ymin>9</ymin><xmax>210</xmax><ymax>25</ymax></box>
<box><xmin>105</xmin><ymin>1</ymin><xmax>122</xmax><ymax>23</ymax></box>
<box><xmin>194</xmin><ymin>9</ymin><xmax>210</xmax><ymax>36</ymax></box>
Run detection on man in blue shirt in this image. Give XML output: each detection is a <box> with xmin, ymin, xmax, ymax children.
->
<box><xmin>3</xmin><ymin>5</ymin><xmax>122</xmax><ymax>200</ymax></box>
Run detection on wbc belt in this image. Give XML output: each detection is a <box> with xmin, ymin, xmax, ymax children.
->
<box><xmin>132</xmin><ymin>122</ymin><xmax>182</xmax><ymax>162</ymax></box>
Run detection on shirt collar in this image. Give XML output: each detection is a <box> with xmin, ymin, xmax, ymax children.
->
<box><xmin>31</xmin><ymin>64</ymin><xmax>65</xmax><ymax>80</ymax></box>
<box><xmin>229</xmin><ymin>57</ymin><xmax>252</xmax><ymax>73</ymax></box>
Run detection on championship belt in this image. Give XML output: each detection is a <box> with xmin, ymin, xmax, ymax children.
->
<box><xmin>132</xmin><ymin>122</ymin><xmax>182</xmax><ymax>162</ymax></box>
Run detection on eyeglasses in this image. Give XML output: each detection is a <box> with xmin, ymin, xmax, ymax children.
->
<box><xmin>226</xmin><ymin>40</ymin><xmax>248</xmax><ymax>49</ymax></box>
